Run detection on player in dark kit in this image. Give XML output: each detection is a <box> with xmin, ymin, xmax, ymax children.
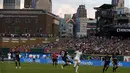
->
<box><xmin>52</xmin><ymin>53</ymin><xmax>58</xmax><ymax>67</ymax></box>
<box><xmin>1</xmin><ymin>52</ymin><xmax>4</xmax><ymax>63</ymax></box>
<box><xmin>112</xmin><ymin>54</ymin><xmax>118</xmax><ymax>72</ymax></box>
<box><xmin>60</xmin><ymin>50</ymin><xmax>70</xmax><ymax>69</ymax></box>
<box><xmin>102</xmin><ymin>54</ymin><xmax>111</xmax><ymax>73</ymax></box>
<box><xmin>14</xmin><ymin>50</ymin><xmax>21</xmax><ymax>69</ymax></box>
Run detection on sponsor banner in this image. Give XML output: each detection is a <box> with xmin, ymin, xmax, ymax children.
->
<box><xmin>20</xmin><ymin>53</ymin><xmax>52</xmax><ymax>58</ymax></box>
<box><xmin>30</xmin><ymin>38</ymin><xmax>36</xmax><ymax>40</ymax></box>
<box><xmin>20</xmin><ymin>38</ymin><xmax>28</xmax><ymax>41</ymax></box>
<box><xmin>11</xmin><ymin>41</ymin><xmax>19</xmax><ymax>43</ymax></box>
<box><xmin>0</xmin><ymin>58</ymin><xmax>14</xmax><ymax>61</ymax></box>
<box><xmin>22</xmin><ymin>41</ymin><xmax>26</xmax><ymax>43</ymax></box>
<box><xmin>117</xmin><ymin>28</ymin><xmax>130</xmax><ymax>32</ymax></box>
<box><xmin>2</xmin><ymin>38</ymin><xmax>10</xmax><ymax>41</ymax></box>
<box><xmin>11</xmin><ymin>38</ymin><xmax>19</xmax><ymax>41</ymax></box>
<box><xmin>20</xmin><ymin>59</ymin><xmax>130</xmax><ymax>67</ymax></box>
<box><xmin>2</xmin><ymin>41</ymin><xmax>9</xmax><ymax>42</ymax></box>
<box><xmin>124</xmin><ymin>56</ymin><xmax>130</xmax><ymax>62</ymax></box>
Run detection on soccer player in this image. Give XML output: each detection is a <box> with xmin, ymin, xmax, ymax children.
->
<box><xmin>33</xmin><ymin>55</ymin><xmax>36</xmax><ymax>63</ymax></box>
<box><xmin>102</xmin><ymin>54</ymin><xmax>111</xmax><ymax>73</ymax></box>
<box><xmin>52</xmin><ymin>53</ymin><xmax>58</xmax><ymax>67</ymax></box>
<box><xmin>8</xmin><ymin>52</ymin><xmax>11</xmax><ymax>63</ymax></box>
<box><xmin>67</xmin><ymin>54</ymin><xmax>73</xmax><ymax>64</ymax></box>
<box><xmin>112</xmin><ymin>54</ymin><xmax>118</xmax><ymax>73</ymax></box>
<box><xmin>60</xmin><ymin>50</ymin><xmax>69</xmax><ymax>69</ymax></box>
<box><xmin>14</xmin><ymin>49</ymin><xmax>21</xmax><ymax>69</ymax></box>
<box><xmin>1</xmin><ymin>52</ymin><xmax>4</xmax><ymax>63</ymax></box>
<box><xmin>74</xmin><ymin>49</ymin><xmax>82</xmax><ymax>73</ymax></box>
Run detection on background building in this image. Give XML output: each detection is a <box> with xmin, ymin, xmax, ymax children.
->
<box><xmin>24</xmin><ymin>0</ymin><xmax>37</xmax><ymax>8</ymax></box>
<box><xmin>64</xmin><ymin>14</ymin><xmax>71</xmax><ymax>20</ymax></box>
<box><xmin>36</xmin><ymin>0</ymin><xmax>52</xmax><ymax>12</ymax></box>
<box><xmin>65</xmin><ymin>19</ymin><xmax>74</xmax><ymax>37</ymax></box>
<box><xmin>74</xmin><ymin>5</ymin><xmax>87</xmax><ymax>37</ymax></box>
<box><xmin>59</xmin><ymin>16</ymin><xmax>74</xmax><ymax>38</ymax></box>
<box><xmin>112</xmin><ymin>0</ymin><xmax>124</xmax><ymax>9</ymax></box>
<box><xmin>94</xmin><ymin>4</ymin><xmax>117</xmax><ymax>36</ymax></box>
<box><xmin>117</xmin><ymin>8</ymin><xmax>130</xmax><ymax>24</ymax></box>
<box><xmin>77</xmin><ymin>5</ymin><xmax>87</xmax><ymax>18</ymax></box>
<box><xmin>0</xmin><ymin>9</ymin><xmax>59</xmax><ymax>37</ymax></box>
<box><xmin>87</xmin><ymin>19</ymin><xmax>97</xmax><ymax>36</ymax></box>
<box><xmin>76</xmin><ymin>18</ymin><xmax>87</xmax><ymax>37</ymax></box>
<box><xmin>24</xmin><ymin>0</ymin><xmax>31</xmax><ymax>8</ymax></box>
<box><xmin>3</xmin><ymin>0</ymin><xmax>20</xmax><ymax>9</ymax></box>
<box><xmin>59</xmin><ymin>18</ymin><xmax>66</xmax><ymax>37</ymax></box>
<box><xmin>117</xmin><ymin>7</ymin><xmax>130</xmax><ymax>14</ymax></box>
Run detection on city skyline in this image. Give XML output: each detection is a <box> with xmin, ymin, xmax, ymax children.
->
<box><xmin>0</xmin><ymin>0</ymin><xmax>130</xmax><ymax>18</ymax></box>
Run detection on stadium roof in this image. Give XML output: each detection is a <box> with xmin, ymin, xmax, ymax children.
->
<box><xmin>94</xmin><ymin>4</ymin><xmax>115</xmax><ymax>10</ymax></box>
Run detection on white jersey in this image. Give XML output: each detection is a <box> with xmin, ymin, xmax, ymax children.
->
<box><xmin>74</xmin><ymin>51</ymin><xmax>82</xmax><ymax>60</ymax></box>
<box><xmin>8</xmin><ymin>53</ymin><xmax>11</xmax><ymax>59</ymax></box>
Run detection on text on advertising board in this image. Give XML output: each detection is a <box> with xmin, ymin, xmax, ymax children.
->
<box><xmin>117</xmin><ymin>28</ymin><xmax>130</xmax><ymax>32</ymax></box>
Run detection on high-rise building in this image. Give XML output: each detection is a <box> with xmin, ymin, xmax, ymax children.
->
<box><xmin>77</xmin><ymin>5</ymin><xmax>87</xmax><ymax>18</ymax></box>
<box><xmin>74</xmin><ymin>5</ymin><xmax>87</xmax><ymax>37</ymax></box>
<box><xmin>24</xmin><ymin>0</ymin><xmax>37</xmax><ymax>8</ymax></box>
<box><xmin>112</xmin><ymin>0</ymin><xmax>124</xmax><ymax>8</ymax></box>
<box><xmin>76</xmin><ymin>18</ymin><xmax>87</xmax><ymax>37</ymax></box>
<box><xmin>3</xmin><ymin>0</ymin><xmax>20</xmax><ymax>9</ymax></box>
<box><xmin>36</xmin><ymin>0</ymin><xmax>52</xmax><ymax>12</ymax></box>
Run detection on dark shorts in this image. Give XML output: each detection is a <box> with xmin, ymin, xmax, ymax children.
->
<box><xmin>52</xmin><ymin>58</ymin><xmax>57</xmax><ymax>62</ymax></box>
<box><xmin>104</xmin><ymin>61</ymin><xmax>110</xmax><ymax>67</ymax></box>
<box><xmin>113</xmin><ymin>62</ymin><xmax>118</xmax><ymax>66</ymax></box>
<box><xmin>15</xmin><ymin>57</ymin><xmax>20</xmax><ymax>62</ymax></box>
<box><xmin>33</xmin><ymin>58</ymin><xmax>35</xmax><ymax>60</ymax></box>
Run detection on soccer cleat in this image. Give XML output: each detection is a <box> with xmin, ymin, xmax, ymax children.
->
<box><xmin>61</xmin><ymin>66</ymin><xmax>63</xmax><ymax>69</ymax></box>
<box><xmin>16</xmin><ymin>67</ymin><xmax>18</xmax><ymax>69</ymax></box>
<box><xmin>75</xmin><ymin>71</ymin><xmax>78</xmax><ymax>73</ymax></box>
<box><xmin>19</xmin><ymin>67</ymin><xmax>21</xmax><ymax>69</ymax></box>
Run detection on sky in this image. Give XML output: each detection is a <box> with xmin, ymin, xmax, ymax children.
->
<box><xmin>0</xmin><ymin>0</ymin><xmax>130</xmax><ymax>18</ymax></box>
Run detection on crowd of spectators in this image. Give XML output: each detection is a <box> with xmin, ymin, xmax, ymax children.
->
<box><xmin>59</xmin><ymin>36</ymin><xmax>130</xmax><ymax>55</ymax></box>
<box><xmin>10</xmin><ymin>42</ymin><xmax>58</xmax><ymax>53</ymax></box>
<box><xmin>10</xmin><ymin>36</ymin><xmax>130</xmax><ymax>56</ymax></box>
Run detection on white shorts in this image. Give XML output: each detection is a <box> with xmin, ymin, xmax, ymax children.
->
<box><xmin>74</xmin><ymin>57</ymin><xmax>80</xmax><ymax>63</ymax></box>
<box><xmin>8</xmin><ymin>57</ymin><xmax>11</xmax><ymax>60</ymax></box>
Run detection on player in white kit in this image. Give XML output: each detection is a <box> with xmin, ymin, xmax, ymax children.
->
<box><xmin>8</xmin><ymin>52</ymin><xmax>11</xmax><ymax>63</ymax></box>
<box><xmin>74</xmin><ymin>49</ymin><xmax>82</xmax><ymax>73</ymax></box>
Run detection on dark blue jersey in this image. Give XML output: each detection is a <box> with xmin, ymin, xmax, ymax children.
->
<box><xmin>60</xmin><ymin>50</ymin><xmax>67</xmax><ymax>58</ymax></box>
<box><xmin>14</xmin><ymin>51</ymin><xmax>20</xmax><ymax>59</ymax></box>
<box><xmin>104</xmin><ymin>55</ymin><xmax>111</xmax><ymax>62</ymax></box>
<box><xmin>112</xmin><ymin>55</ymin><xmax>118</xmax><ymax>63</ymax></box>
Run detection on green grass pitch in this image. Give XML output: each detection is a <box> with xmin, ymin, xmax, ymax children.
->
<box><xmin>0</xmin><ymin>62</ymin><xmax>129</xmax><ymax>73</ymax></box>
